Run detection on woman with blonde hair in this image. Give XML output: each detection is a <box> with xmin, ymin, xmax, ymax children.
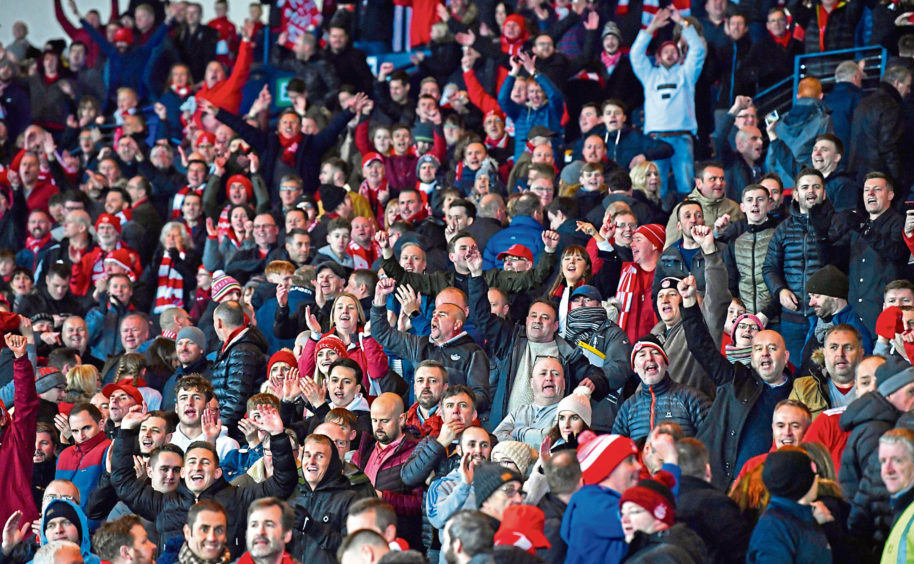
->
<box><xmin>630</xmin><ymin>160</ymin><xmax>670</xmax><ymax>224</ymax></box>
<box><xmin>65</xmin><ymin>365</ymin><xmax>100</xmax><ymax>404</ymax></box>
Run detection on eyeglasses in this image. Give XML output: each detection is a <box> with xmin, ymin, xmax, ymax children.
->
<box><xmin>614</xmin><ymin>222</ymin><xmax>638</xmax><ymax>229</ymax></box>
<box><xmin>279</xmin><ymin>185</ymin><xmax>300</xmax><ymax>192</ymax></box>
<box><xmin>43</xmin><ymin>493</ymin><xmax>76</xmax><ymax>503</ymax></box>
<box><xmin>736</xmin><ymin>323</ymin><xmax>760</xmax><ymax>332</ymax></box>
<box><xmin>499</xmin><ymin>484</ymin><xmax>525</xmax><ymax>498</ymax></box>
<box><xmin>253</xmin><ymin>224</ymin><xmax>276</xmax><ymax>230</ymax></box>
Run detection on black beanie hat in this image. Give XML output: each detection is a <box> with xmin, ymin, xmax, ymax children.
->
<box><xmin>44</xmin><ymin>500</ymin><xmax>82</xmax><ymax>544</ymax></box>
<box><xmin>805</xmin><ymin>264</ymin><xmax>849</xmax><ymax>300</ymax></box>
<box><xmin>762</xmin><ymin>449</ymin><xmax>816</xmax><ymax>501</ymax></box>
<box><xmin>474</xmin><ymin>463</ymin><xmax>522</xmax><ymax>508</ymax></box>
<box><xmin>318</xmin><ymin>184</ymin><xmax>347</xmax><ymax>213</ymax></box>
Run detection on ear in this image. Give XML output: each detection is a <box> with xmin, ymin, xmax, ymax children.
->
<box><xmin>214</xmin><ymin>467</ymin><xmax>223</xmax><ymax>480</ymax></box>
<box><xmin>184</xmin><ymin>524</ymin><xmax>192</xmax><ymax>542</ymax></box>
<box><xmin>283</xmin><ymin>529</ymin><xmax>292</xmax><ymax>544</ymax></box>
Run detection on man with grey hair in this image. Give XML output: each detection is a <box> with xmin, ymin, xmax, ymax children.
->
<box><xmin>465</xmin><ymin>194</ymin><xmax>506</xmax><ymax>252</ymax></box>
<box><xmin>824</xmin><ymin>60</ymin><xmax>864</xmax><ymax>150</ymax></box>
<box><xmin>849</xmin><ymin>65</ymin><xmax>912</xmax><ymax>185</ymax></box>
<box><xmin>33</xmin><ymin>540</ymin><xmax>84</xmax><ymax>564</ymax></box>
<box><xmin>880</xmin><ymin>428</ymin><xmax>914</xmax><ymax>561</ymax></box>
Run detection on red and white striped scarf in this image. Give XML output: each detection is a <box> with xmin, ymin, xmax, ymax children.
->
<box><xmin>618</xmin><ymin>0</ymin><xmax>691</xmax><ymax>28</ymax></box>
<box><xmin>153</xmin><ymin>251</ymin><xmax>185</xmax><ymax>313</ymax></box>
<box><xmin>615</xmin><ymin>262</ymin><xmax>642</xmax><ymax>334</ymax></box>
<box><xmin>171</xmin><ymin>185</ymin><xmax>204</xmax><ymax>219</ymax></box>
<box><xmin>359</xmin><ymin>178</ymin><xmax>389</xmax><ymax>218</ymax></box>
<box><xmin>115</xmin><ymin>207</ymin><xmax>133</xmax><ymax>225</ymax></box>
<box><xmin>216</xmin><ymin>205</ymin><xmax>231</xmax><ymax>241</ymax></box>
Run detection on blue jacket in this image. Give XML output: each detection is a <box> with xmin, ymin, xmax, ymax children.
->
<box><xmin>482</xmin><ymin>215</ymin><xmax>545</xmax><ymax>270</ymax></box>
<box><xmin>561</xmin><ymin>485</ymin><xmax>627</xmax><ymax>564</ymax></box>
<box><xmin>747</xmin><ymin>496</ymin><xmax>831</xmax><ymax>563</ymax></box>
<box><xmin>803</xmin><ymin>303</ymin><xmax>874</xmax><ymax>357</ymax></box>
<box><xmin>498</xmin><ymin>74</ymin><xmax>565</xmax><ymax>162</ymax></box>
<box><xmin>36</xmin><ymin>499</ymin><xmax>101</xmax><ymax>564</ymax></box>
<box><xmin>769</xmin><ymin>98</ymin><xmax>833</xmax><ymax>189</ymax></box>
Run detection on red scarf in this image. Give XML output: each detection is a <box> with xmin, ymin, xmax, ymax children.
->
<box><xmin>816</xmin><ymin>3</ymin><xmax>844</xmax><ymax>51</ymax></box>
<box><xmin>500</xmin><ymin>16</ymin><xmax>528</xmax><ymax>56</ymax></box>
<box><xmin>278</xmin><ymin>133</ymin><xmax>303</xmax><ymax>166</ymax></box>
<box><xmin>153</xmin><ymin>250</ymin><xmax>185</xmax><ymax>313</ymax></box>
<box><xmin>171</xmin><ymin>185</ymin><xmax>203</xmax><ymax>219</ymax></box>
<box><xmin>359</xmin><ymin>178</ymin><xmax>389</xmax><ymax>218</ymax></box>
<box><xmin>400</xmin><ymin>206</ymin><xmax>430</xmax><ymax>226</ymax></box>
<box><xmin>171</xmin><ymin>82</ymin><xmax>191</xmax><ymax>98</ymax></box>
<box><xmin>221</xmin><ymin>325</ymin><xmax>247</xmax><ymax>354</ymax></box>
<box><xmin>237</xmin><ymin>552</ymin><xmax>297</xmax><ymax>564</ymax></box>
<box><xmin>485</xmin><ymin>132</ymin><xmax>509</xmax><ymax>149</ymax></box>
<box><xmin>26</xmin><ymin>233</ymin><xmax>50</xmax><ymax>254</ymax></box>
<box><xmin>770</xmin><ymin>31</ymin><xmax>791</xmax><ymax>48</ymax></box>
<box><xmin>601</xmin><ymin>50</ymin><xmax>622</xmax><ymax>72</ymax></box>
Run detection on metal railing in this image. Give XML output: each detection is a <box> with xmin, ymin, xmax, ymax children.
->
<box><xmin>753</xmin><ymin>45</ymin><xmax>888</xmax><ymax>117</ymax></box>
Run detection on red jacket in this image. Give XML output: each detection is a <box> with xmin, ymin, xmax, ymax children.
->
<box><xmin>196</xmin><ymin>39</ymin><xmax>253</xmax><ymax>115</ymax></box>
<box><xmin>352</xmin><ymin>434</ymin><xmax>422</xmax><ymax>516</ymax></box>
<box><xmin>298</xmin><ymin>330</ymin><xmax>389</xmax><ymax>392</ymax></box>
<box><xmin>0</xmin><ymin>357</ymin><xmax>40</xmax><ymax>527</ymax></box>
<box><xmin>803</xmin><ymin>405</ymin><xmax>849</xmax><ymax>473</ymax></box>
<box><xmin>354</xmin><ymin>120</ymin><xmax>446</xmax><ymax>192</ymax></box>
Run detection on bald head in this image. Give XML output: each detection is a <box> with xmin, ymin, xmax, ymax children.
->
<box><xmin>314</xmin><ymin>421</ymin><xmax>352</xmax><ymax>460</ymax></box>
<box><xmin>370</xmin><ymin>393</ymin><xmax>405</xmax><ymax>445</ymax></box>
<box><xmin>750</xmin><ymin>330</ymin><xmax>790</xmax><ymax>384</ymax></box>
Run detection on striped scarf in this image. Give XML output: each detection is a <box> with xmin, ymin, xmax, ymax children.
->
<box><xmin>216</xmin><ymin>204</ymin><xmax>231</xmax><ymax>241</ymax></box>
<box><xmin>153</xmin><ymin>250</ymin><xmax>185</xmax><ymax>313</ymax></box>
<box><xmin>618</xmin><ymin>0</ymin><xmax>691</xmax><ymax>29</ymax></box>
<box><xmin>615</xmin><ymin>262</ymin><xmax>642</xmax><ymax>335</ymax></box>
<box><xmin>563</xmin><ymin>306</ymin><xmax>608</xmax><ymax>345</ymax></box>
<box><xmin>171</xmin><ymin>185</ymin><xmax>204</xmax><ymax>219</ymax></box>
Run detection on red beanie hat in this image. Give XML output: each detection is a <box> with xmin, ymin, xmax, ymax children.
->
<box><xmin>226</xmin><ymin>174</ymin><xmax>254</xmax><ymax>201</ymax></box>
<box><xmin>315</xmin><ymin>334</ymin><xmax>348</xmax><ymax>360</ymax></box>
<box><xmin>877</xmin><ymin>306</ymin><xmax>905</xmax><ymax>341</ymax></box>
<box><xmin>113</xmin><ymin>27</ymin><xmax>134</xmax><ymax>44</ymax></box>
<box><xmin>619</xmin><ymin>470</ymin><xmax>678</xmax><ymax>528</ymax></box>
<box><xmin>633</xmin><ymin>224</ymin><xmax>666</xmax><ymax>251</ymax></box>
<box><xmin>576</xmin><ymin>430</ymin><xmax>639</xmax><ymax>486</ymax></box>
<box><xmin>95</xmin><ymin>213</ymin><xmax>122</xmax><ymax>234</ymax></box>
<box><xmin>268</xmin><ymin>349</ymin><xmax>298</xmax><ymax>375</ymax></box>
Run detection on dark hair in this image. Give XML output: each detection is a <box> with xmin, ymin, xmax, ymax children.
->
<box><xmin>149</xmin><ymin>443</ymin><xmax>184</xmax><ymax>468</ymax></box>
<box><xmin>48</xmin><ymin>347</ymin><xmax>80</xmax><ymax>372</ymax></box>
<box><xmin>446</xmin><ymin>231</ymin><xmax>475</xmax><ymax>254</ymax></box>
<box><xmin>675</xmin><ymin>437</ymin><xmax>709</xmax><ymax>478</ymax></box>
<box><xmin>47</xmin><ymin>263</ymin><xmax>73</xmax><ymax>282</ymax></box>
<box><xmin>694</xmin><ymin>161</ymin><xmax>724</xmax><ymax>179</ymax></box>
<box><xmin>601</xmin><ymin>99</ymin><xmax>628</xmax><ymax>114</ymax></box>
<box><xmin>287</xmin><ymin>77</ymin><xmax>307</xmax><ymax>95</ymax></box>
<box><xmin>446</xmin><ymin>511</ymin><xmax>494</xmax><ymax>557</ymax></box>
<box><xmin>795</xmin><ymin>166</ymin><xmax>825</xmax><ymax>185</ymax></box>
<box><xmin>440</xmin><ymin>384</ymin><xmax>477</xmax><ymax>411</ymax></box>
<box><xmin>605</xmin><ymin>169</ymin><xmax>632</xmax><ymax>192</ymax></box>
<box><xmin>187</xmin><ymin>500</ymin><xmax>227</xmax><ymax>529</ymax></box>
<box><xmin>448</xmin><ymin>198</ymin><xmax>477</xmax><ymax>218</ymax></box>
<box><xmin>759</xmin><ymin>172</ymin><xmax>783</xmax><ymax>189</ymax></box>
<box><xmin>348</xmin><ymin>498</ymin><xmax>397</xmax><ymax>531</ymax></box>
<box><xmin>337</xmin><ymin>530</ymin><xmax>389</xmax><ymax>562</ymax></box>
<box><xmin>328</xmin><ymin>358</ymin><xmax>364</xmax><ymax>387</ymax></box>
<box><xmin>864</xmin><ymin>171</ymin><xmax>894</xmax><ymax>193</ymax></box>
<box><xmin>93</xmin><ymin>515</ymin><xmax>144</xmax><ymax>561</ymax></box>
<box><xmin>247</xmin><ymin>498</ymin><xmax>295</xmax><ymax>532</ymax></box>
<box><xmin>814</xmin><ymin>133</ymin><xmax>844</xmax><ymax>156</ymax></box>
<box><xmin>69</xmin><ymin>402</ymin><xmax>103</xmax><ymax>423</ymax></box>
<box><xmin>546</xmin><ymin>197</ymin><xmax>578</xmax><ymax>220</ymax></box>
<box><xmin>740</xmin><ymin>183</ymin><xmax>770</xmax><ymax>200</ymax></box>
<box><xmin>544</xmin><ymin>449</ymin><xmax>582</xmax><ymax>495</ymax></box>
<box><xmin>185</xmin><ymin>440</ymin><xmax>220</xmax><ymax>466</ymax></box>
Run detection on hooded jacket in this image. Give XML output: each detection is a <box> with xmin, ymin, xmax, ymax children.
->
<box><xmin>210</xmin><ymin>326</ymin><xmax>268</xmax><ymax>441</ymax></box>
<box><xmin>54</xmin><ymin>430</ymin><xmax>111</xmax><ymax>513</ymax></box>
<box><xmin>560</xmin><ymin>485</ymin><xmax>626</xmax><ymax>564</ymax></box>
<box><xmin>838</xmin><ymin>391</ymin><xmax>901</xmax><ymax>501</ymax></box>
<box><xmin>38</xmin><ymin>499</ymin><xmax>101</xmax><ymax>564</ymax></box>
<box><xmin>624</xmin><ymin>523</ymin><xmax>708</xmax><ymax>564</ymax></box>
<box><xmin>665</xmin><ymin>188</ymin><xmax>743</xmax><ymax>247</ymax></box>
<box><xmin>291</xmin><ymin>444</ymin><xmax>367</xmax><ymax>564</ymax></box>
<box><xmin>497</xmin><ymin>74</ymin><xmax>565</xmax><ymax>162</ymax></box>
<box><xmin>769</xmin><ymin>97</ymin><xmax>833</xmax><ymax>187</ymax></box>
<box><xmin>110</xmin><ymin>426</ymin><xmax>299</xmax><ymax>557</ymax></box>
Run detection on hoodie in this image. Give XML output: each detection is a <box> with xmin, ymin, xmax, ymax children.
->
<box><xmin>37</xmin><ymin>499</ymin><xmax>101</xmax><ymax>564</ymax></box>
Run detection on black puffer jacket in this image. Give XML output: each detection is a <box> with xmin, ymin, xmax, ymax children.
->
<box><xmin>210</xmin><ymin>326</ymin><xmax>268</xmax><ymax>441</ymax></box>
<box><xmin>677</xmin><ymin>475</ymin><xmax>750</xmax><ymax>564</ymax></box>
<box><xmin>291</xmin><ymin>445</ymin><xmax>368</xmax><ymax>564</ymax></box>
<box><xmin>847</xmin><ymin>411</ymin><xmax>914</xmax><ymax>547</ymax></box>
<box><xmin>624</xmin><ymin>523</ymin><xmax>709</xmax><ymax>564</ymax></box>
<box><xmin>611</xmin><ymin>376</ymin><xmax>711</xmax><ymax>441</ymax></box>
<box><xmin>400</xmin><ymin>435</ymin><xmax>462</xmax><ymax>554</ymax></box>
<box><xmin>848</xmin><ymin>82</ymin><xmax>905</xmax><ymax>186</ymax></box>
<box><xmin>110</xmin><ymin>426</ymin><xmax>298</xmax><ymax>557</ymax></box>
<box><xmin>763</xmin><ymin>199</ymin><xmax>830</xmax><ymax>318</ymax></box>
<box><xmin>838</xmin><ymin>391</ymin><xmax>901</xmax><ymax>501</ymax></box>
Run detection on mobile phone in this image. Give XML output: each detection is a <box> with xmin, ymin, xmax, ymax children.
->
<box><xmin>905</xmin><ymin>200</ymin><xmax>914</xmax><ymax>212</ymax></box>
<box><xmin>764</xmin><ymin>110</ymin><xmax>779</xmax><ymax>126</ymax></box>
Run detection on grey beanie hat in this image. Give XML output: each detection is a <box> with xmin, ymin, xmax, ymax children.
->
<box><xmin>876</xmin><ymin>355</ymin><xmax>914</xmax><ymax>397</ymax></box>
<box><xmin>176</xmin><ymin>326</ymin><xmax>207</xmax><ymax>351</ymax></box>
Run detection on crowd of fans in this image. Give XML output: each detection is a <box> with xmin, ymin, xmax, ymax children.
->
<box><xmin>4</xmin><ymin>0</ymin><xmax>914</xmax><ymax>562</ymax></box>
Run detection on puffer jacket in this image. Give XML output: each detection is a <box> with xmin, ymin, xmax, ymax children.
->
<box><xmin>683</xmin><ymin>303</ymin><xmax>792</xmax><ymax>490</ymax></box>
<box><xmin>846</xmin><ymin>411</ymin><xmax>914</xmax><ymax>546</ymax></box>
<box><xmin>838</xmin><ymin>391</ymin><xmax>900</xmax><ymax>501</ymax></box>
<box><xmin>652</xmin><ymin>241</ymin><xmax>728</xmax><ymax>300</ymax></box>
<box><xmin>370</xmin><ymin>305</ymin><xmax>491</xmax><ymax>415</ymax></box>
<box><xmin>764</xmin><ymin>138</ymin><xmax>857</xmax><ymax>211</ymax></box>
<box><xmin>291</xmin><ymin>446</ymin><xmax>368</xmax><ymax>564</ymax></box>
<box><xmin>820</xmin><ymin>206</ymin><xmax>909</xmax><ymax>332</ymax></box>
<box><xmin>497</xmin><ymin>74</ymin><xmax>565</xmax><ymax>162</ymax></box>
<box><xmin>611</xmin><ymin>375</ymin><xmax>711</xmax><ymax>441</ymax></box>
<box><xmin>624</xmin><ymin>523</ymin><xmax>709</xmax><ymax>564</ymax></box>
<box><xmin>763</xmin><ymin>199</ymin><xmax>829</xmax><ymax>318</ymax></box>
<box><xmin>591</xmin><ymin>125</ymin><xmax>674</xmax><ymax>168</ymax></box>
<box><xmin>210</xmin><ymin>326</ymin><xmax>268</xmax><ymax>441</ymax></box>
<box><xmin>110</xmin><ymin>426</ymin><xmax>298</xmax><ymax>557</ymax></box>
<box><xmin>792</xmin><ymin>0</ymin><xmax>864</xmax><ymax>54</ymax></box>
<box><xmin>400</xmin><ymin>434</ymin><xmax>462</xmax><ymax>555</ymax></box>
<box><xmin>665</xmin><ymin>188</ymin><xmax>744</xmax><ymax>247</ymax></box>
<box><xmin>299</xmin><ymin>330</ymin><xmax>390</xmax><ymax>393</ymax></box>
<box><xmin>726</xmin><ymin>220</ymin><xmax>776</xmax><ymax>315</ymax></box>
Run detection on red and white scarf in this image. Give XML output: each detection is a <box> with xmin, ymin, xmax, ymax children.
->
<box><xmin>278</xmin><ymin>133</ymin><xmax>303</xmax><ymax>166</ymax></box>
<box><xmin>26</xmin><ymin>233</ymin><xmax>51</xmax><ymax>254</ymax></box>
<box><xmin>216</xmin><ymin>204</ymin><xmax>232</xmax><ymax>241</ymax></box>
<box><xmin>171</xmin><ymin>185</ymin><xmax>203</xmax><ymax>219</ymax></box>
<box><xmin>153</xmin><ymin>251</ymin><xmax>185</xmax><ymax>313</ymax></box>
<box><xmin>615</xmin><ymin>262</ymin><xmax>643</xmax><ymax>334</ymax></box>
<box><xmin>171</xmin><ymin>82</ymin><xmax>191</xmax><ymax>98</ymax></box>
<box><xmin>485</xmin><ymin>132</ymin><xmax>510</xmax><ymax>150</ymax></box>
<box><xmin>359</xmin><ymin>178</ymin><xmax>389</xmax><ymax>218</ymax></box>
